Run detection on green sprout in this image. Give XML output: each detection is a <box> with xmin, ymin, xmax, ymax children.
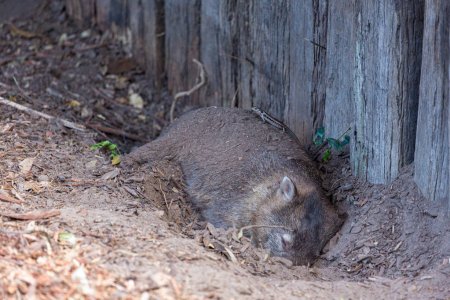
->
<box><xmin>313</xmin><ymin>127</ymin><xmax>350</xmax><ymax>162</ymax></box>
<box><xmin>90</xmin><ymin>140</ymin><xmax>121</xmax><ymax>165</ymax></box>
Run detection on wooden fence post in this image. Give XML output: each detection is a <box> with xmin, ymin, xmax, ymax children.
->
<box><xmin>414</xmin><ymin>0</ymin><xmax>449</xmax><ymax>210</ymax></box>
<box><xmin>66</xmin><ymin>0</ymin><xmax>96</xmax><ymax>26</ymax></box>
<box><xmin>164</xmin><ymin>0</ymin><xmax>201</xmax><ymax>107</ymax></box>
<box><xmin>324</xmin><ymin>1</ymin><xmax>424</xmax><ymax>184</ymax></box>
<box><xmin>197</xmin><ymin>0</ymin><xmax>236</xmax><ymax>107</ymax></box>
<box><xmin>323</xmin><ymin>1</ymin><xmax>355</xmax><ymax>139</ymax></box>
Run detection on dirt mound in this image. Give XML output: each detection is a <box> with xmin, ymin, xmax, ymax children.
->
<box><xmin>318</xmin><ymin>156</ymin><xmax>450</xmax><ymax>280</ymax></box>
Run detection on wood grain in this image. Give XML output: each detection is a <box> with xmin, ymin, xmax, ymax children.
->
<box><xmin>414</xmin><ymin>0</ymin><xmax>449</xmax><ymax>209</ymax></box>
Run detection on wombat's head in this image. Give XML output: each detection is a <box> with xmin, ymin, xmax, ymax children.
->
<box><xmin>251</xmin><ymin>175</ymin><xmax>345</xmax><ymax>265</ymax></box>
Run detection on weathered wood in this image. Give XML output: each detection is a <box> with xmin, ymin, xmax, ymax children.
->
<box><xmin>107</xmin><ymin>0</ymin><xmax>130</xmax><ymax>46</ymax></box>
<box><xmin>323</xmin><ymin>1</ymin><xmax>355</xmax><ymax>138</ymax></box>
<box><xmin>285</xmin><ymin>0</ymin><xmax>328</xmax><ymax>144</ymax></box>
<box><xmin>164</xmin><ymin>0</ymin><xmax>201</xmax><ymax>107</ymax></box>
<box><xmin>324</xmin><ymin>1</ymin><xmax>424</xmax><ymax>184</ymax></box>
<box><xmin>230</xmin><ymin>1</ymin><xmax>327</xmax><ymax>144</ymax></box>
<box><xmin>94</xmin><ymin>0</ymin><xmax>111</xmax><ymax>31</ymax></box>
<box><xmin>414</xmin><ymin>0</ymin><xmax>449</xmax><ymax>210</ymax></box>
<box><xmin>128</xmin><ymin>0</ymin><xmax>146</xmax><ymax>66</ymax></box>
<box><xmin>142</xmin><ymin>0</ymin><xmax>165</xmax><ymax>91</ymax></box>
<box><xmin>66</xmin><ymin>0</ymin><xmax>96</xmax><ymax>26</ymax></box>
<box><xmin>236</xmin><ymin>0</ymin><xmax>290</xmax><ymax>119</ymax></box>
<box><xmin>197</xmin><ymin>0</ymin><xmax>236</xmax><ymax>107</ymax></box>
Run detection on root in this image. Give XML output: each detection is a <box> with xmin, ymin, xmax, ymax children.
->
<box><xmin>169</xmin><ymin>59</ymin><xmax>206</xmax><ymax>122</ymax></box>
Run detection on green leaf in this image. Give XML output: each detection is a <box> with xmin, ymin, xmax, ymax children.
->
<box><xmin>106</xmin><ymin>143</ymin><xmax>117</xmax><ymax>152</ymax></box>
<box><xmin>91</xmin><ymin>140</ymin><xmax>121</xmax><ymax>165</ymax></box>
<box><xmin>340</xmin><ymin>135</ymin><xmax>350</xmax><ymax>146</ymax></box>
<box><xmin>90</xmin><ymin>140</ymin><xmax>112</xmax><ymax>150</ymax></box>
<box><xmin>313</xmin><ymin>127</ymin><xmax>325</xmax><ymax>145</ymax></box>
<box><xmin>327</xmin><ymin>138</ymin><xmax>342</xmax><ymax>151</ymax></box>
<box><xmin>322</xmin><ymin>149</ymin><xmax>331</xmax><ymax>162</ymax></box>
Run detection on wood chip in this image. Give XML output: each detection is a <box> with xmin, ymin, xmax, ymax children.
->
<box><xmin>123</xmin><ymin>186</ymin><xmax>138</xmax><ymax>197</ymax></box>
<box><xmin>0</xmin><ymin>190</ymin><xmax>23</xmax><ymax>204</ymax></box>
<box><xmin>1</xmin><ymin>209</ymin><xmax>60</xmax><ymax>220</ymax></box>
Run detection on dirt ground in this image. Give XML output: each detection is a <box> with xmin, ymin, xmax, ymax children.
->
<box><xmin>0</xmin><ymin>2</ymin><xmax>449</xmax><ymax>299</ymax></box>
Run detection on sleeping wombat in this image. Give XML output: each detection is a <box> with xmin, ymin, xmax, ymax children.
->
<box><xmin>126</xmin><ymin>107</ymin><xmax>344</xmax><ymax>265</ymax></box>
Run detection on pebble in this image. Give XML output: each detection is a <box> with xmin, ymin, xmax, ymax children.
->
<box><xmin>351</xmin><ymin>225</ymin><xmax>362</xmax><ymax>234</ymax></box>
<box><xmin>37</xmin><ymin>174</ymin><xmax>49</xmax><ymax>182</ymax></box>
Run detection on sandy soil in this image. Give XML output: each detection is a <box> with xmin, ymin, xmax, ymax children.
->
<box><xmin>0</xmin><ymin>1</ymin><xmax>449</xmax><ymax>299</ymax></box>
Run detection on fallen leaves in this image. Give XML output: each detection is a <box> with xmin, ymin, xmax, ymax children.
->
<box><xmin>23</xmin><ymin>180</ymin><xmax>49</xmax><ymax>193</ymax></box>
<box><xmin>0</xmin><ymin>229</ymin><xmax>134</xmax><ymax>299</ymax></box>
<box><xmin>19</xmin><ymin>157</ymin><xmax>35</xmax><ymax>175</ymax></box>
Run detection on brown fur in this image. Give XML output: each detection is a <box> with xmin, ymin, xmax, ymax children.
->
<box><xmin>126</xmin><ymin>107</ymin><xmax>345</xmax><ymax>265</ymax></box>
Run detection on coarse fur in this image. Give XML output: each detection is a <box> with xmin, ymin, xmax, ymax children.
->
<box><xmin>126</xmin><ymin>107</ymin><xmax>345</xmax><ymax>265</ymax></box>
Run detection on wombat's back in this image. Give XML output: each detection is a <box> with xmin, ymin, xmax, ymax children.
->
<box><xmin>161</xmin><ymin>107</ymin><xmax>316</xmax><ymax>171</ymax></box>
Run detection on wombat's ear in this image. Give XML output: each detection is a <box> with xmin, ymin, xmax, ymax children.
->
<box><xmin>280</xmin><ymin>176</ymin><xmax>296</xmax><ymax>202</ymax></box>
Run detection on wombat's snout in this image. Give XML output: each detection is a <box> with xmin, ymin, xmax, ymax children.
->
<box><xmin>265</xmin><ymin>228</ymin><xmax>319</xmax><ymax>265</ymax></box>
<box><xmin>281</xmin><ymin>233</ymin><xmax>294</xmax><ymax>250</ymax></box>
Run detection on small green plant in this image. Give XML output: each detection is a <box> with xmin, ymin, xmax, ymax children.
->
<box><xmin>313</xmin><ymin>127</ymin><xmax>351</xmax><ymax>162</ymax></box>
<box><xmin>90</xmin><ymin>140</ymin><xmax>121</xmax><ymax>165</ymax></box>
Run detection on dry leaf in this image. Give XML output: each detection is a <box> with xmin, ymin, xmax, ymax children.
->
<box><xmin>67</xmin><ymin>100</ymin><xmax>81</xmax><ymax>108</ymax></box>
<box><xmin>1</xmin><ymin>123</ymin><xmax>14</xmax><ymax>133</ymax></box>
<box><xmin>115</xmin><ymin>76</ymin><xmax>129</xmax><ymax>89</ymax></box>
<box><xmin>23</xmin><ymin>181</ymin><xmax>48</xmax><ymax>193</ymax></box>
<box><xmin>129</xmin><ymin>93</ymin><xmax>144</xmax><ymax>109</ymax></box>
<box><xmin>19</xmin><ymin>157</ymin><xmax>35</xmax><ymax>174</ymax></box>
<box><xmin>107</xmin><ymin>58</ymin><xmax>138</xmax><ymax>74</ymax></box>
<box><xmin>111</xmin><ymin>155</ymin><xmax>121</xmax><ymax>165</ymax></box>
<box><xmin>9</xmin><ymin>23</ymin><xmax>37</xmax><ymax>38</ymax></box>
<box><xmin>101</xmin><ymin>169</ymin><xmax>120</xmax><ymax>180</ymax></box>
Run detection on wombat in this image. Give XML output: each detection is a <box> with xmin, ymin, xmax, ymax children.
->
<box><xmin>126</xmin><ymin>107</ymin><xmax>344</xmax><ymax>265</ymax></box>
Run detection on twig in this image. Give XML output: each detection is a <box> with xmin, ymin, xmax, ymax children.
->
<box><xmin>170</xmin><ymin>59</ymin><xmax>206</xmax><ymax>122</ymax></box>
<box><xmin>86</xmin><ymin>123</ymin><xmax>147</xmax><ymax>142</ymax></box>
<box><xmin>230</xmin><ymin>86</ymin><xmax>239</xmax><ymax>108</ymax></box>
<box><xmin>238</xmin><ymin>224</ymin><xmax>292</xmax><ymax>239</ymax></box>
<box><xmin>13</xmin><ymin>76</ymin><xmax>35</xmax><ymax>103</ymax></box>
<box><xmin>158</xmin><ymin>179</ymin><xmax>170</xmax><ymax>211</ymax></box>
<box><xmin>304</xmin><ymin>38</ymin><xmax>326</xmax><ymax>50</ymax></box>
<box><xmin>77</xmin><ymin>43</ymin><xmax>106</xmax><ymax>52</ymax></box>
<box><xmin>0</xmin><ymin>209</ymin><xmax>60</xmax><ymax>220</ymax></box>
<box><xmin>0</xmin><ymin>191</ymin><xmax>24</xmax><ymax>204</ymax></box>
<box><xmin>0</xmin><ymin>96</ymin><xmax>85</xmax><ymax>131</ymax></box>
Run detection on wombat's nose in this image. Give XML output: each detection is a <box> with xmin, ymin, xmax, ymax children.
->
<box><xmin>281</xmin><ymin>233</ymin><xmax>293</xmax><ymax>250</ymax></box>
